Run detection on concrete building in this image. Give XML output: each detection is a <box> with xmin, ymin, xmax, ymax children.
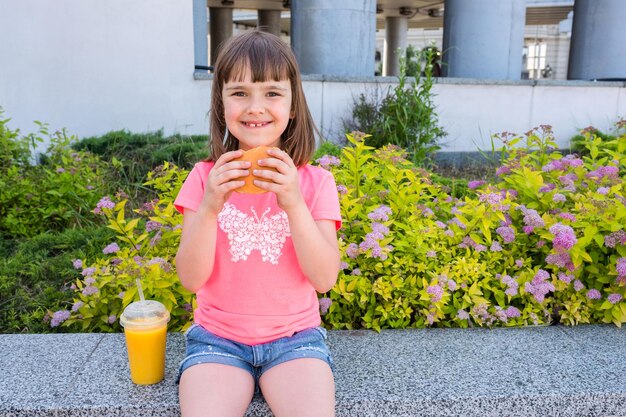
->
<box><xmin>0</xmin><ymin>0</ymin><xmax>624</xmax><ymax>158</ymax></box>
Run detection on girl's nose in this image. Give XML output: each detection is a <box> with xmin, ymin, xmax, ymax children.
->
<box><xmin>246</xmin><ymin>96</ymin><xmax>265</xmax><ymax>114</ymax></box>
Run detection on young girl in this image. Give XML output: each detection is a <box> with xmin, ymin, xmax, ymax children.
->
<box><xmin>174</xmin><ymin>30</ymin><xmax>341</xmax><ymax>417</ymax></box>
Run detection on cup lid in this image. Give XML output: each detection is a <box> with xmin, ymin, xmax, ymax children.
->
<box><xmin>119</xmin><ymin>300</ymin><xmax>170</xmax><ymax>328</ymax></box>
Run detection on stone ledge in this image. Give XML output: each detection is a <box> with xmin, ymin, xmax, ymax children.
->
<box><xmin>1</xmin><ymin>326</ymin><xmax>625</xmax><ymax>416</ymax></box>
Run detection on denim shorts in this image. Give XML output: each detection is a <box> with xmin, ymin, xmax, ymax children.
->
<box><xmin>177</xmin><ymin>324</ymin><xmax>333</xmax><ymax>387</ymax></box>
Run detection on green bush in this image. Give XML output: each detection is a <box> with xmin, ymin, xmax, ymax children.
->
<box><xmin>72</xmin><ymin>130</ymin><xmax>208</xmax><ymax>203</ymax></box>
<box><xmin>343</xmin><ymin>50</ymin><xmax>446</xmax><ymax>166</ymax></box>
<box><xmin>320</xmin><ymin>129</ymin><xmax>625</xmax><ymax>330</ymax></box>
<box><xmin>55</xmin><ymin>130</ymin><xmax>625</xmax><ymax>332</ymax></box>
<box><xmin>0</xmin><ymin>226</ymin><xmax>115</xmax><ymax>333</ymax></box>
<box><xmin>570</xmin><ymin>118</ymin><xmax>625</xmax><ymax>156</ymax></box>
<box><xmin>62</xmin><ymin>162</ymin><xmax>195</xmax><ymax>332</ymax></box>
<box><xmin>0</xmin><ymin>110</ymin><xmax>114</xmax><ymax>238</ymax></box>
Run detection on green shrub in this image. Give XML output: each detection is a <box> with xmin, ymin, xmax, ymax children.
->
<box><xmin>62</xmin><ymin>162</ymin><xmax>194</xmax><ymax>332</ymax></box>
<box><xmin>56</xmin><ymin>129</ymin><xmax>625</xmax><ymax>332</ymax></box>
<box><xmin>0</xmin><ymin>110</ymin><xmax>114</xmax><ymax>238</ymax></box>
<box><xmin>72</xmin><ymin>130</ymin><xmax>208</xmax><ymax>203</ymax></box>
<box><xmin>570</xmin><ymin>118</ymin><xmax>625</xmax><ymax>155</ymax></box>
<box><xmin>313</xmin><ymin>141</ymin><xmax>343</xmax><ymax>160</ymax></box>
<box><xmin>319</xmin><ymin>129</ymin><xmax>625</xmax><ymax>329</ymax></box>
<box><xmin>0</xmin><ymin>226</ymin><xmax>115</xmax><ymax>333</ymax></box>
<box><xmin>343</xmin><ymin>50</ymin><xmax>446</xmax><ymax>166</ymax></box>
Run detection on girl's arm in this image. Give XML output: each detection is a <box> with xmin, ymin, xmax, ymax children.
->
<box><xmin>175</xmin><ymin>150</ymin><xmax>250</xmax><ymax>293</ymax></box>
<box><xmin>286</xmin><ymin>207</ymin><xmax>340</xmax><ymax>293</ymax></box>
<box><xmin>175</xmin><ymin>207</ymin><xmax>218</xmax><ymax>293</ymax></box>
<box><xmin>254</xmin><ymin>148</ymin><xmax>340</xmax><ymax>293</ymax></box>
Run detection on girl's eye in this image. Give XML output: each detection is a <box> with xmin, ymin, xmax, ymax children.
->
<box><xmin>232</xmin><ymin>92</ymin><xmax>246</xmax><ymax>97</ymax></box>
<box><xmin>267</xmin><ymin>92</ymin><xmax>280</xmax><ymax>97</ymax></box>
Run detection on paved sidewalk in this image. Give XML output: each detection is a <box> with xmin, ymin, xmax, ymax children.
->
<box><xmin>0</xmin><ymin>325</ymin><xmax>625</xmax><ymax>416</ymax></box>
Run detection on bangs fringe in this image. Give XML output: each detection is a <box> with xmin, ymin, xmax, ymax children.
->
<box><xmin>223</xmin><ymin>37</ymin><xmax>291</xmax><ymax>83</ymax></box>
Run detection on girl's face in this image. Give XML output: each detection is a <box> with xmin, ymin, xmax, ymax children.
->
<box><xmin>222</xmin><ymin>68</ymin><xmax>293</xmax><ymax>151</ymax></box>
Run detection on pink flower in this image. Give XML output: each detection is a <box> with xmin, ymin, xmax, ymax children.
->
<box><xmin>549</xmin><ymin>223</ymin><xmax>577</xmax><ymax>250</ymax></box>
<box><xmin>559</xmin><ymin>212</ymin><xmax>577</xmax><ymax>222</ymax></box>
<box><xmin>539</xmin><ymin>183</ymin><xmax>556</xmax><ymax>193</ymax></box>
<box><xmin>496</xmin><ymin>226</ymin><xmax>515</xmax><ymax>244</ymax></box>
<box><xmin>524</xmin><ymin>269</ymin><xmax>554</xmax><ymax>303</ymax></box>
<box><xmin>50</xmin><ymin>310</ymin><xmax>70</xmax><ymax>327</ymax></box>
<box><xmin>346</xmin><ymin>243</ymin><xmax>359</xmax><ymax>259</ymax></box>
<box><xmin>457</xmin><ymin>310</ymin><xmax>470</xmax><ymax>320</ymax></box>
<box><xmin>604</xmin><ymin>231</ymin><xmax>626</xmax><ymax>248</ymax></box>
<box><xmin>102</xmin><ymin>243</ymin><xmax>120</xmax><ymax>254</ymax></box>
<box><xmin>468</xmin><ymin>180</ymin><xmax>486</xmax><ymax>190</ymax></box>
<box><xmin>93</xmin><ymin>196</ymin><xmax>115</xmax><ymax>214</ymax></box>
<box><xmin>616</xmin><ymin>257</ymin><xmax>626</xmax><ymax>278</ymax></box>
<box><xmin>573</xmin><ymin>280</ymin><xmax>584</xmax><ymax>291</ymax></box>
<box><xmin>505</xmin><ymin>306</ymin><xmax>521</xmax><ymax>318</ymax></box>
<box><xmin>520</xmin><ymin>207</ymin><xmax>545</xmax><ymax>228</ymax></box>
<box><xmin>496</xmin><ymin>166</ymin><xmax>511</xmax><ymax>176</ymax></box>
<box><xmin>558</xmin><ymin>272</ymin><xmax>574</xmax><ymax>284</ymax></box>
<box><xmin>367</xmin><ymin>205</ymin><xmax>392</xmax><ymax>221</ymax></box>
<box><xmin>586</xmin><ymin>289</ymin><xmax>601</xmax><ymax>300</ymax></box>
<box><xmin>315</xmin><ymin>155</ymin><xmax>340</xmax><ymax>170</ymax></box>
<box><xmin>427</xmin><ymin>285</ymin><xmax>444</xmax><ymax>303</ymax></box>
<box><xmin>319</xmin><ymin>297</ymin><xmax>332</xmax><ymax>314</ymax></box>
<box><xmin>608</xmin><ymin>294</ymin><xmax>623</xmax><ymax>304</ymax></box>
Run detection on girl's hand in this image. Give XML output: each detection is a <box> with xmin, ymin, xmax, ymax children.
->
<box><xmin>200</xmin><ymin>150</ymin><xmax>250</xmax><ymax>216</ymax></box>
<box><xmin>254</xmin><ymin>148</ymin><xmax>304</xmax><ymax>211</ymax></box>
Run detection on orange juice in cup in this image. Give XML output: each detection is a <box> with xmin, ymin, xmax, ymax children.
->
<box><xmin>120</xmin><ymin>299</ymin><xmax>170</xmax><ymax>385</ymax></box>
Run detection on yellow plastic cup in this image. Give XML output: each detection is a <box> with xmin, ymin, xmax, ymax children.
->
<box><xmin>119</xmin><ymin>300</ymin><xmax>170</xmax><ymax>385</ymax></box>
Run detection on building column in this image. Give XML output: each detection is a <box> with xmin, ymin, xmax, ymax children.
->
<box><xmin>568</xmin><ymin>0</ymin><xmax>626</xmax><ymax>81</ymax></box>
<box><xmin>258</xmin><ymin>9</ymin><xmax>281</xmax><ymax>36</ymax></box>
<box><xmin>442</xmin><ymin>0</ymin><xmax>525</xmax><ymax>80</ymax></box>
<box><xmin>209</xmin><ymin>7</ymin><xmax>233</xmax><ymax>66</ymax></box>
<box><xmin>291</xmin><ymin>0</ymin><xmax>376</xmax><ymax>76</ymax></box>
<box><xmin>383</xmin><ymin>16</ymin><xmax>408</xmax><ymax>76</ymax></box>
<box><xmin>192</xmin><ymin>0</ymin><xmax>209</xmax><ymax>70</ymax></box>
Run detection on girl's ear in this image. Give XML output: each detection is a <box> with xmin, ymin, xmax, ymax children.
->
<box><xmin>290</xmin><ymin>109</ymin><xmax>295</xmax><ymax>119</ymax></box>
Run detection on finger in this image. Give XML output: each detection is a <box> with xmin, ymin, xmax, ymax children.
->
<box><xmin>252</xmin><ymin>179</ymin><xmax>277</xmax><ymax>193</ymax></box>
<box><xmin>257</xmin><ymin>156</ymin><xmax>290</xmax><ymax>173</ymax></box>
<box><xmin>266</xmin><ymin>148</ymin><xmax>295</xmax><ymax>167</ymax></box>
<box><xmin>215</xmin><ymin>169</ymin><xmax>249</xmax><ymax>185</ymax></box>
<box><xmin>252</xmin><ymin>168</ymin><xmax>282</xmax><ymax>183</ymax></box>
<box><xmin>223</xmin><ymin>180</ymin><xmax>246</xmax><ymax>192</ymax></box>
<box><xmin>214</xmin><ymin>150</ymin><xmax>244</xmax><ymax>168</ymax></box>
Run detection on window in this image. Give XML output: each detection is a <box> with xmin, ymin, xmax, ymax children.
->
<box><xmin>525</xmin><ymin>41</ymin><xmax>547</xmax><ymax>80</ymax></box>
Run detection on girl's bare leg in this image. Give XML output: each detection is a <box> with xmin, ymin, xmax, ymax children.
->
<box><xmin>179</xmin><ymin>363</ymin><xmax>255</xmax><ymax>417</ymax></box>
<box><xmin>259</xmin><ymin>358</ymin><xmax>335</xmax><ymax>417</ymax></box>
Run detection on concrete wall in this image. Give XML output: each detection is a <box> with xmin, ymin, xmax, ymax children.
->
<box><xmin>310</xmin><ymin>77</ymin><xmax>625</xmax><ymax>152</ymax></box>
<box><xmin>1</xmin><ymin>0</ymin><xmax>625</xmax><ymax>155</ymax></box>
<box><xmin>0</xmin><ymin>0</ymin><xmax>210</xmax><ymax>139</ymax></box>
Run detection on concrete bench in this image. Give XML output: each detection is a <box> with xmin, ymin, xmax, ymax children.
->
<box><xmin>1</xmin><ymin>326</ymin><xmax>625</xmax><ymax>416</ymax></box>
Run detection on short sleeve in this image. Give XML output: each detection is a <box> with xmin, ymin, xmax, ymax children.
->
<box><xmin>174</xmin><ymin>162</ymin><xmax>212</xmax><ymax>214</ymax></box>
<box><xmin>310</xmin><ymin>170</ymin><xmax>342</xmax><ymax>230</ymax></box>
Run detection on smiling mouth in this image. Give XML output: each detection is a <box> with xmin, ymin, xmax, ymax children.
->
<box><xmin>242</xmin><ymin>121</ymin><xmax>271</xmax><ymax>128</ymax></box>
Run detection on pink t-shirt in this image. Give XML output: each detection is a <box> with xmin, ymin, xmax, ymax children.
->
<box><xmin>174</xmin><ymin>161</ymin><xmax>342</xmax><ymax>345</ymax></box>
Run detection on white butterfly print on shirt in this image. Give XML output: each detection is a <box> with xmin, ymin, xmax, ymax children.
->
<box><xmin>218</xmin><ymin>202</ymin><xmax>291</xmax><ymax>265</ymax></box>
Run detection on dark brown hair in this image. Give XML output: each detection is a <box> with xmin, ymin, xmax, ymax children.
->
<box><xmin>208</xmin><ymin>30</ymin><xmax>316</xmax><ymax>166</ymax></box>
